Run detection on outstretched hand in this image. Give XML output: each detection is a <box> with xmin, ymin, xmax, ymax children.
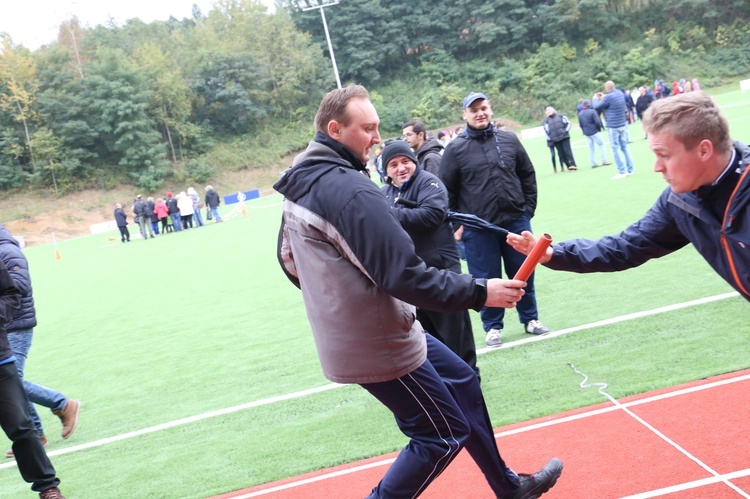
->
<box><xmin>484</xmin><ymin>278</ymin><xmax>526</xmax><ymax>308</ymax></box>
<box><xmin>506</xmin><ymin>231</ymin><xmax>553</xmax><ymax>264</ymax></box>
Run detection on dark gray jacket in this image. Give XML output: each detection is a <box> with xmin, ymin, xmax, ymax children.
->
<box><xmin>274</xmin><ymin>134</ymin><xmax>486</xmax><ymax>384</ymax></box>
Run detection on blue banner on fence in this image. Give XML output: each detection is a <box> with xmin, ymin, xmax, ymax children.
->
<box><xmin>224</xmin><ymin>189</ymin><xmax>260</xmax><ymax>205</ymax></box>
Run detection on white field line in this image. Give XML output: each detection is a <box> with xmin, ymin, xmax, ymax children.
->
<box><xmin>619</xmin><ymin>467</ymin><xmax>750</xmax><ymax>498</ymax></box>
<box><xmin>0</xmin><ymin>291</ymin><xmax>741</xmax><ymax>473</ymax></box>
<box><xmin>222</xmin><ymin>371</ymin><xmax>750</xmax><ymax>498</ymax></box>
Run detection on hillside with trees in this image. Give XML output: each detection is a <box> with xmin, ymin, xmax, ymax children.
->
<box><xmin>1</xmin><ymin>0</ymin><xmax>749</xmax><ymax>199</ymax></box>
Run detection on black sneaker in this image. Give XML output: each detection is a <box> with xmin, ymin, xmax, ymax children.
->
<box><xmin>500</xmin><ymin>457</ymin><xmax>563</xmax><ymax>499</ymax></box>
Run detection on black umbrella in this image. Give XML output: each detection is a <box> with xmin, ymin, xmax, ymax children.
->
<box><xmin>446</xmin><ymin>211</ymin><xmax>509</xmax><ymax>235</ymax></box>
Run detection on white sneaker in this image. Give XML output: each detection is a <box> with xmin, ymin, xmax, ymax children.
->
<box><xmin>524</xmin><ymin>320</ymin><xmax>550</xmax><ymax>335</ymax></box>
<box><xmin>627</xmin><ymin>171</ymin><xmax>635</xmax><ymax>176</ymax></box>
<box><xmin>610</xmin><ymin>173</ymin><xmax>628</xmax><ymax>180</ymax></box>
<box><xmin>485</xmin><ymin>329</ymin><xmax>503</xmax><ymax>347</ymax></box>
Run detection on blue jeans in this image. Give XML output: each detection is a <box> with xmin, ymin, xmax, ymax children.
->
<box><xmin>586</xmin><ymin>132</ymin><xmax>608</xmax><ymax>166</ymax></box>
<box><xmin>193</xmin><ymin>208</ymin><xmax>205</xmax><ymax>227</ymax></box>
<box><xmin>170</xmin><ymin>213</ymin><xmax>182</xmax><ymax>231</ymax></box>
<box><xmin>361</xmin><ymin>334</ymin><xmax>519</xmax><ymax>498</ymax></box>
<box><xmin>209</xmin><ymin>206</ymin><xmax>223</xmax><ymax>222</ymax></box>
<box><xmin>461</xmin><ymin>214</ymin><xmax>539</xmax><ymax>331</ymax></box>
<box><xmin>8</xmin><ymin>330</ymin><xmax>68</xmax><ymax>435</ymax></box>
<box><xmin>607</xmin><ymin>125</ymin><xmax>634</xmax><ymax>174</ymax></box>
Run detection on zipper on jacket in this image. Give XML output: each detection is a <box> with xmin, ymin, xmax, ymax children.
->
<box><xmin>720</xmin><ymin>164</ymin><xmax>750</xmax><ymax>298</ymax></box>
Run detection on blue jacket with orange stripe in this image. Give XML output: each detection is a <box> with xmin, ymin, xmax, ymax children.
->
<box><xmin>545</xmin><ymin>141</ymin><xmax>750</xmax><ymax>301</ymax></box>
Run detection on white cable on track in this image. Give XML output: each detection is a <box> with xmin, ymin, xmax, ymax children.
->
<box><xmin>568</xmin><ymin>362</ymin><xmax>750</xmax><ymax>498</ymax></box>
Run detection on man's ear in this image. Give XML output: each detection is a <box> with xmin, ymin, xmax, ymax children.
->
<box><xmin>328</xmin><ymin>120</ymin><xmax>341</xmax><ymax>139</ymax></box>
<box><xmin>698</xmin><ymin>139</ymin><xmax>714</xmax><ymax>161</ymax></box>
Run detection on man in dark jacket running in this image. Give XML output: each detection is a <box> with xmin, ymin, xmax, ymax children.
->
<box><xmin>402</xmin><ymin>120</ymin><xmax>444</xmax><ymax>176</ymax></box>
<box><xmin>274</xmin><ymin>84</ymin><xmax>562</xmax><ymax>499</ymax></box>
<box><xmin>509</xmin><ymin>91</ymin><xmax>750</xmax><ymax>302</ymax></box>
<box><xmin>441</xmin><ymin>92</ymin><xmax>550</xmax><ymax>347</ymax></box>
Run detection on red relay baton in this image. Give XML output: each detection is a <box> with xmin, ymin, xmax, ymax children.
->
<box><xmin>513</xmin><ymin>233</ymin><xmax>553</xmax><ymax>281</ymax></box>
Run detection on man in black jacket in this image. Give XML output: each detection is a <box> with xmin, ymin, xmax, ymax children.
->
<box><xmin>204</xmin><ymin>186</ymin><xmax>223</xmax><ymax>223</ymax></box>
<box><xmin>0</xmin><ymin>258</ymin><xmax>66</xmax><ymax>498</ymax></box>
<box><xmin>402</xmin><ymin>120</ymin><xmax>444</xmax><ymax>176</ymax></box>
<box><xmin>578</xmin><ymin>100</ymin><xmax>611</xmax><ymax>168</ymax></box>
<box><xmin>442</xmin><ymin>92</ymin><xmax>550</xmax><ymax>347</ymax></box>
<box><xmin>165</xmin><ymin>192</ymin><xmax>182</xmax><ymax>232</ymax></box>
<box><xmin>380</xmin><ymin>140</ymin><xmax>479</xmax><ymax>378</ymax></box>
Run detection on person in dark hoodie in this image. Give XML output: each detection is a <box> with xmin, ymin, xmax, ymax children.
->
<box><xmin>113</xmin><ymin>203</ymin><xmax>130</xmax><ymax>242</ymax></box>
<box><xmin>402</xmin><ymin>119</ymin><xmax>444</xmax><ymax>176</ymax></box>
<box><xmin>0</xmin><ymin>257</ymin><xmax>67</xmax><ymax>499</ymax></box>
<box><xmin>577</xmin><ymin>100</ymin><xmax>611</xmax><ymax>168</ymax></box>
<box><xmin>274</xmin><ymin>84</ymin><xmax>562</xmax><ymax>499</ymax></box>
<box><xmin>0</xmin><ymin>223</ymin><xmax>80</xmax><ymax>460</ymax></box>
<box><xmin>379</xmin><ymin>140</ymin><xmax>480</xmax><ymax>379</ymax></box>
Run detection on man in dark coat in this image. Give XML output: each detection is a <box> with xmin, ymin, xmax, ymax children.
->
<box><xmin>204</xmin><ymin>185</ymin><xmax>223</xmax><ymax>223</ymax></box>
<box><xmin>165</xmin><ymin>192</ymin><xmax>182</xmax><ymax>232</ymax></box>
<box><xmin>578</xmin><ymin>100</ymin><xmax>611</xmax><ymax>168</ymax></box>
<box><xmin>402</xmin><ymin>120</ymin><xmax>444</xmax><ymax>176</ymax></box>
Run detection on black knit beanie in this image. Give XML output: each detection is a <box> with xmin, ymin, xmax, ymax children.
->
<box><xmin>380</xmin><ymin>140</ymin><xmax>417</xmax><ymax>170</ymax></box>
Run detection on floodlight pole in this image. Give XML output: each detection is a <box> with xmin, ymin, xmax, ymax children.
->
<box><xmin>301</xmin><ymin>1</ymin><xmax>342</xmax><ymax>89</ymax></box>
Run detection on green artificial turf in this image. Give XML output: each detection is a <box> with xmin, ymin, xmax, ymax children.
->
<box><xmin>0</xmin><ymin>87</ymin><xmax>747</xmax><ymax>498</ymax></box>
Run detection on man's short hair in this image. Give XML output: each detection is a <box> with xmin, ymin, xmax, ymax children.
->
<box><xmin>642</xmin><ymin>91</ymin><xmax>732</xmax><ymax>154</ymax></box>
<box><xmin>314</xmin><ymin>84</ymin><xmax>370</xmax><ymax>134</ymax></box>
<box><xmin>403</xmin><ymin>120</ymin><xmax>426</xmax><ymax>137</ymax></box>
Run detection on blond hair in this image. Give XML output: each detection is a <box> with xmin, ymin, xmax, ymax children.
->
<box><xmin>314</xmin><ymin>84</ymin><xmax>370</xmax><ymax>134</ymax></box>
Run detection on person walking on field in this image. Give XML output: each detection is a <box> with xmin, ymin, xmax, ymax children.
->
<box><xmin>508</xmin><ymin>91</ymin><xmax>750</xmax><ymax>302</ymax></box>
<box><xmin>204</xmin><ymin>185</ymin><xmax>223</xmax><ymax>223</ymax></box>
<box><xmin>542</xmin><ymin>106</ymin><xmax>577</xmax><ymax>172</ymax></box>
<box><xmin>274</xmin><ymin>84</ymin><xmax>562</xmax><ymax>499</ymax></box>
<box><xmin>0</xmin><ymin>223</ymin><xmax>80</xmax><ymax>461</ymax></box>
<box><xmin>0</xmin><ymin>258</ymin><xmax>67</xmax><ymax>498</ymax></box>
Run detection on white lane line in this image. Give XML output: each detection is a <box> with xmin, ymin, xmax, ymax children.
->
<box><xmin>620</xmin><ymin>468</ymin><xmax>750</xmax><ymax>498</ymax></box>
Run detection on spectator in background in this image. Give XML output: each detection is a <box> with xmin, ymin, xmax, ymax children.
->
<box><xmin>154</xmin><ymin>198</ymin><xmax>170</xmax><ymax>233</ymax></box>
<box><xmin>132</xmin><ymin>195</ymin><xmax>154</xmax><ymax>239</ymax></box>
<box><xmin>114</xmin><ymin>203</ymin><xmax>130</xmax><ymax>243</ymax></box>
<box><xmin>442</xmin><ymin>92</ymin><xmax>550</xmax><ymax>346</ymax></box>
<box><xmin>146</xmin><ymin>196</ymin><xmax>159</xmax><ymax>236</ymax></box>
<box><xmin>635</xmin><ymin>86</ymin><xmax>656</xmax><ymax>139</ymax></box>
<box><xmin>204</xmin><ymin>185</ymin><xmax>223</xmax><ymax>223</ymax></box>
<box><xmin>177</xmin><ymin>191</ymin><xmax>194</xmax><ymax>229</ymax></box>
<box><xmin>543</xmin><ymin>106</ymin><xmax>577</xmax><ymax>172</ymax></box>
<box><xmin>166</xmin><ymin>192</ymin><xmax>182</xmax><ymax>232</ymax></box>
<box><xmin>578</xmin><ymin>99</ymin><xmax>610</xmax><ymax>168</ymax></box>
<box><xmin>546</xmin><ymin>137</ymin><xmax>565</xmax><ymax>174</ymax></box>
<box><xmin>187</xmin><ymin>187</ymin><xmax>204</xmax><ymax>228</ymax></box>
<box><xmin>594</xmin><ymin>81</ymin><xmax>635</xmax><ymax>179</ymax></box>
<box><xmin>402</xmin><ymin>120</ymin><xmax>444</xmax><ymax>176</ymax></box>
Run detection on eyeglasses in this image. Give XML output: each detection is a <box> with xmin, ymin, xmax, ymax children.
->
<box><xmin>403</xmin><ymin>132</ymin><xmax>416</xmax><ymax>138</ymax></box>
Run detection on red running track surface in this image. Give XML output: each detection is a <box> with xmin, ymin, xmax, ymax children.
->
<box><xmin>215</xmin><ymin>369</ymin><xmax>750</xmax><ymax>499</ymax></box>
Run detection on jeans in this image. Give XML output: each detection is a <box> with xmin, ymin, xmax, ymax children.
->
<box><xmin>8</xmin><ymin>330</ymin><xmax>68</xmax><ymax>435</ymax></box>
<box><xmin>137</xmin><ymin>214</ymin><xmax>154</xmax><ymax>238</ymax></box>
<box><xmin>170</xmin><ymin>213</ymin><xmax>182</xmax><ymax>231</ymax></box>
<box><xmin>462</xmin><ymin>213</ymin><xmax>539</xmax><ymax>331</ymax></box>
<box><xmin>0</xmin><ymin>362</ymin><xmax>60</xmax><ymax>492</ymax></box>
<box><xmin>209</xmin><ymin>206</ymin><xmax>223</xmax><ymax>222</ymax></box>
<box><xmin>607</xmin><ymin>125</ymin><xmax>634</xmax><ymax>174</ymax></box>
<box><xmin>361</xmin><ymin>334</ymin><xmax>519</xmax><ymax>498</ymax></box>
<box><xmin>193</xmin><ymin>208</ymin><xmax>204</xmax><ymax>227</ymax></box>
<box><xmin>586</xmin><ymin>132</ymin><xmax>609</xmax><ymax>166</ymax></box>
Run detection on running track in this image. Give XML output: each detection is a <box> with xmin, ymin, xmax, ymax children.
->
<box><xmin>215</xmin><ymin>369</ymin><xmax>750</xmax><ymax>499</ymax></box>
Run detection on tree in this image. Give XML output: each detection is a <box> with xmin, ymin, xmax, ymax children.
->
<box><xmin>0</xmin><ymin>39</ymin><xmax>39</xmax><ymax>165</ymax></box>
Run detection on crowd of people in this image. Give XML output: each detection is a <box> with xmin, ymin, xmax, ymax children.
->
<box><xmin>114</xmin><ymin>186</ymin><xmax>224</xmax><ymax>242</ymax></box>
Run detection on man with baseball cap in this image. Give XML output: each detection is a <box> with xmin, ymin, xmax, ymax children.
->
<box><xmin>441</xmin><ymin>92</ymin><xmax>550</xmax><ymax>347</ymax></box>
